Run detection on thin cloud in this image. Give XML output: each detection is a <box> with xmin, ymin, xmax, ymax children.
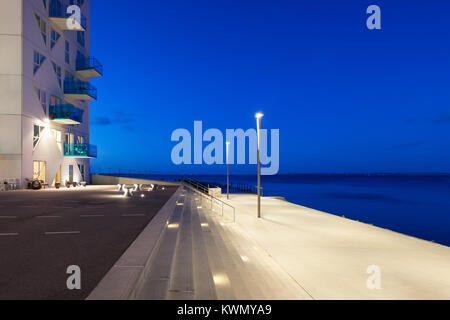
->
<box><xmin>93</xmin><ymin>112</ymin><xmax>138</xmax><ymax>126</ymax></box>
<box><xmin>392</xmin><ymin>141</ymin><xmax>426</xmax><ymax>149</ymax></box>
<box><xmin>435</xmin><ymin>113</ymin><xmax>450</xmax><ymax>124</ymax></box>
<box><xmin>93</xmin><ymin>116</ymin><xmax>112</xmax><ymax>126</ymax></box>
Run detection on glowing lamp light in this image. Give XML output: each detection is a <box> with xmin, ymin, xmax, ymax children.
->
<box><xmin>240</xmin><ymin>255</ymin><xmax>250</xmax><ymax>262</ymax></box>
<box><xmin>255</xmin><ymin>112</ymin><xmax>264</xmax><ymax>119</ymax></box>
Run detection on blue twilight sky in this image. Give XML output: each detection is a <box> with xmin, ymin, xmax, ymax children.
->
<box><xmin>88</xmin><ymin>0</ymin><xmax>450</xmax><ymax>174</ymax></box>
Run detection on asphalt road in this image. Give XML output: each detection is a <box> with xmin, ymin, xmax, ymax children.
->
<box><xmin>0</xmin><ymin>185</ymin><xmax>177</xmax><ymax>300</ymax></box>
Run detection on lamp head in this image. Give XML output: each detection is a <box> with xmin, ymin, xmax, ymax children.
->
<box><xmin>255</xmin><ymin>112</ymin><xmax>264</xmax><ymax>119</ymax></box>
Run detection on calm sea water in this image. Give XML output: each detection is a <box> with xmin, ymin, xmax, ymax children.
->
<box><xmin>116</xmin><ymin>174</ymin><xmax>450</xmax><ymax>247</ymax></box>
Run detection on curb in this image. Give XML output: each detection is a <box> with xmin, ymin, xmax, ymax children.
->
<box><xmin>86</xmin><ymin>186</ymin><xmax>183</xmax><ymax>300</ymax></box>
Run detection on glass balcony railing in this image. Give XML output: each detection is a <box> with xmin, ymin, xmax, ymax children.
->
<box><xmin>76</xmin><ymin>57</ymin><xmax>103</xmax><ymax>77</ymax></box>
<box><xmin>49</xmin><ymin>104</ymin><xmax>84</xmax><ymax>125</ymax></box>
<box><xmin>49</xmin><ymin>0</ymin><xmax>87</xmax><ymax>31</ymax></box>
<box><xmin>64</xmin><ymin>78</ymin><xmax>97</xmax><ymax>100</ymax></box>
<box><xmin>64</xmin><ymin>143</ymin><xmax>97</xmax><ymax>158</ymax></box>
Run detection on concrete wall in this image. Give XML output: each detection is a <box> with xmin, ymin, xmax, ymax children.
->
<box><xmin>91</xmin><ymin>175</ymin><xmax>181</xmax><ymax>187</ymax></box>
<box><xmin>0</xmin><ymin>0</ymin><xmax>23</xmax><ymax>181</ymax></box>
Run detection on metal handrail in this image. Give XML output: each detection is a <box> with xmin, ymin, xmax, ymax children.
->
<box><xmin>90</xmin><ymin>166</ymin><xmax>184</xmax><ymax>179</ymax></box>
<box><xmin>182</xmin><ymin>180</ymin><xmax>236</xmax><ymax>223</ymax></box>
<box><xmin>183</xmin><ymin>179</ymin><xmax>209</xmax><ymax>194</ymax></box>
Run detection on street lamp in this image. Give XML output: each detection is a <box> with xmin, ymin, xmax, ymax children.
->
<box><xmin>226</xmin><ymin>141</ymin><xmax>230</xmax><ymax>199</ymax></box>
<box><xmin>255</xmin><ymin>112</ymin><xmax>264</xmax><ymax>218</ymax></box>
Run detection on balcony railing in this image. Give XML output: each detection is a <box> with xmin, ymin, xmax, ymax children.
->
<box><xmin>49</xmin><ymin>0</ymin><xmax>87</xmax><ymax>31</ymax></box>
<box><xmin>49</xmin><ymin>104</ymin><xmax>84</xmax><ymax>125</ymax></box>
<box><xmin>76</xmin><ymin>57</ymin><xmax>103</xmax><ymax>78</ymax></box>
<box><xmin>64</xmin><ymin>143</ymin><xmax>97</xmax><ymax>158</ymax></box>
<box><xmin>64</xmin><ymin>78</ymin><xmax>97</xmax><ymax>100</ymax></box>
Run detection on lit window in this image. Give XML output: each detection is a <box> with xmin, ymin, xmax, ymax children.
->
<box><xmin>52</xmin><ymin>129</ymin><xmax>63</xmax><ymax>153</ymax></box>
<box><xmin>33</xmin><ymin>125</ymin><xmax>45</xmax><ymax>149</ymax></box>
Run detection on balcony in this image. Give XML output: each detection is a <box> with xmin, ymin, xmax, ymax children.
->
<box><xmin>64</xmin><ymin>143</ymin><xmax>97</xmax><ymax>158</ymax></box>
<box><xmin>50</xmin><ymin>104</ymin><xmax>84</xmax><ymax>125</ymax></box>
<box><xmin>49</xmin><ymin>0</ymin><xmax>87</xmax><ymax>31</ymax></box>
<box><xmin>76</xmin><ymin>57</ymin><xmax>103</xmax><ymax>78</ymax></box>
<box><xmin>64</xmin><ymin>78</ymin><xmax>97</xmax><ymax>101</ymax></box>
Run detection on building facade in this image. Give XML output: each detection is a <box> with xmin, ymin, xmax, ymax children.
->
<box><xmin>0</xmin><ymin>0</ymin><xmax>101</xmax><ymax>188</ymax></box>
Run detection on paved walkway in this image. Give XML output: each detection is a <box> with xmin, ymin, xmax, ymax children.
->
<box><xmin>90</xmin><ymin>185</ymin><xmax>450</xmax><ymax>300</ymax></box>
<box><xmin>129</xmin><ymin>187</ymin><xmax>311</xmax><ymax>299</ymax></box>
<box><xmin>217</xmin><ymin>193</ymin><xmax>450</xmax><ymax>299</ymax></box>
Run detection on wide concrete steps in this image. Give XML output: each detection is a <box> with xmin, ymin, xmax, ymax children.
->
<box><xmin>131</xmin><ymin>187</ymin><xmax>312</xmax><ymax>300</ymax></box>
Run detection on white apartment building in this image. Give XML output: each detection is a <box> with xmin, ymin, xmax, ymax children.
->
<box><xmin>0</xmin><ymin>0</ymin><xmax>101</xmax><ymax>188</ymax></box>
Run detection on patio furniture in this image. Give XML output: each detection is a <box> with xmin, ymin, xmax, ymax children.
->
<box><xmin>123</xmin><ymin>186</ymin><xmax>134</xmax><ymax>197</ymax></box>
<box><xmin>134</xmin><ymin>184</ymin><xmax>142</xmax><ymax>192</ymax></box>
<box><xmin>117</xmin><ymin>184</ymin><xmax>124</xmax><ymax>191</ymax></box>
<box><xmin>31</xmin><ymin>180</ymin><xmax>42</xmax><ymax>190</ymax></box>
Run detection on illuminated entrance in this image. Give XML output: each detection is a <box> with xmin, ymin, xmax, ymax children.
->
<box><xmin>33</xmin><ymin>161</ymin><xmax>46</xmax><ymax>183</ymax></box>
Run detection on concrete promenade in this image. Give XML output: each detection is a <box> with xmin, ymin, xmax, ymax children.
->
<box><xmin>88</xmin><ymin>183</ymin><xmax>450</xmax><ymax>300</ymax></box>
<box><xmin>218</xmin><ymin>193</ymin><xmax>450</xmax><ymax>299</ymax></box>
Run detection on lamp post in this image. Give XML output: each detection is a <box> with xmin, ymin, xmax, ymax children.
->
<box><xmin>226</xmin><ymin>141</ymin><xmax>230</xmax><ymax>199</ymax></box>
<box><xmin>255</xmin><ymin>112</ymin><xmax>264</xmax><ymax>218</ymax></box>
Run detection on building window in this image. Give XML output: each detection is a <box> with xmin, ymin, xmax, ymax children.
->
<box><xmin>33</xmin><ymin>125</ymin><xmax>45</xmax><ymax>150</ymax></box>
<box><xmin>65</xmin><ymin>41</ymin><xmax>70</xmax><ymax>64</ymax></box>
<box><xmin>77</xmin><ymin>31</ymin><xmax>85</xmax><ymax>47</ymax></box>
<box><xmin>78</xmin><ymin>164</ymin><xmax>85</xmax><ymax>181</ymax></box>
<box><xmin>65</xmin><ymin>70</ymin><xmax>74</xmax><ymax>79</ymax></box>
<box><xmin>76</xmin><ymin>136</ymin><xmax>84</xmax><ymax>144</ymax></box>
<box><xmin>33</xmin><ymin>51</ymin><xmax>46</xmax><ymax>75</ymax></box>
<box><xmin>50</xmin><ymin>95</ymin><xmax>62</xmax><ymax>106</ymax></box>
<box><xmin>42</xmin><ymin>0</ymin><xmax>47</xmax><ymax>9</ymax></box>
<box><xmin>50</xmin><ymin>29</ymin><xmax>60</xmax><ymax>49</ymax></box>
<box><xmin>70</xmin><ymin>0</ymin><xmax>84</xmax><ymax>7</ymax></box>
<box><xmin>52</xmin><ymin>62</ymin><xmax>62</xmax><ymax>87</ymax></box>
<box><xmin>33</xmin><ymin>161</ymin><xmax>47</xmax><ymax>183</ymax></box>
<box><xmin>35</xmin><ymin>88</ymin><xmax>47</xmax><ymax>114</ymax></box>
<box><xmin>65</xmin><ymin>132</ymin><xmax>75</xmax><ymax>145</ymax></box>
<box><xmin>52</xmin><ymin>129</ymin><xmax>63</xmax><ymax>153</ymax></box>
<box><xmin>34</xmin><ymin>13</ymin><xmax>47</xmax><ymax>44</ymax></box>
